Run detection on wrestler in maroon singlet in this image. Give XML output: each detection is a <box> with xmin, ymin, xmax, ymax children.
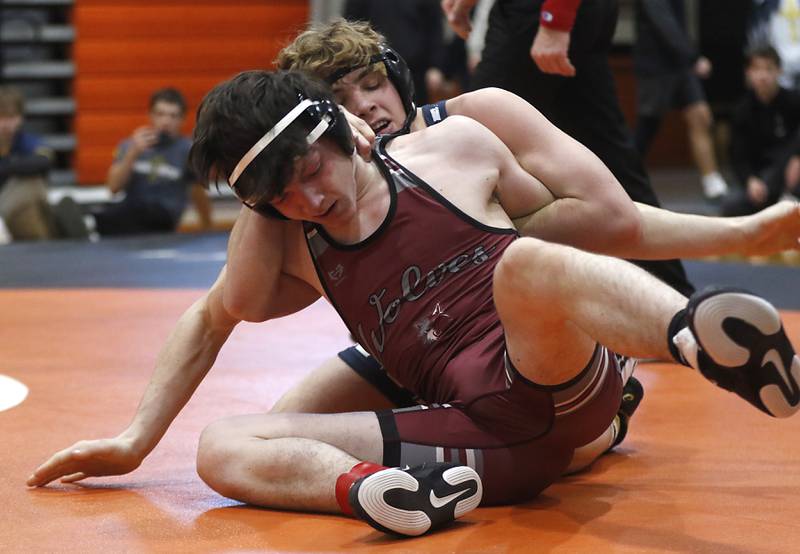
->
<box><xmin>306</xmin><ymin>136</ymin><xmax>622</xmax><ymax>505</ymax></box>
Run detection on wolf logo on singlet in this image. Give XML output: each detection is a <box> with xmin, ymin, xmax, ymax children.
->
<box><xmin>305</xmin><ymin>137</ymin><xmax>622</xmax><ymax>505</ymax></box>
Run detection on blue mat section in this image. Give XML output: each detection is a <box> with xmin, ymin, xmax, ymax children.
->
<box><xmin>0</xmin><ymin>233</ymin><xmax>797</xmax><ymax>309</ymax></box>
<box><xmin>0</xmin><ymin>233</ymin><xmax>227</xmax><ymax>289</ymax></box>
<box><xmin>683</xmin><ymin>260</ymin><xmax>799</xmax><ymax>310</ymax></box>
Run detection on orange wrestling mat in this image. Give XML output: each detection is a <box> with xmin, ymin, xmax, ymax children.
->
<box><xmin>2</xmin><ymin>289</ymin><xmax>799</xmax><ymax>553</ymax></box>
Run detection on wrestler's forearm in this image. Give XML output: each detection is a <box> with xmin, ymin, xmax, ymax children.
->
<box><xmin>121</xmin><ymin>281</ymin><xmax>239</xmax><ymax>458</ymax></box>
<box><xmin>521</xmin><ymin>200</ymin><xmax>796</xmax><ymax>260</ymax></box>
<box><xmin>626</xmin><ymin>202</ymin><xmax>746</xmax><ymax>259</ymax></box>
<box><xmin>523</xmin><ymin>200</ymin><xmax>744</xmax><ymax>260</ymax></box>
<box><xmin>513</xmin><ymin>196</ymin><xmax>643</xmax><ymax>256</ymax></box>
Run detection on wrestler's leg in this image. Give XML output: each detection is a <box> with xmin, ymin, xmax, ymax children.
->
<box><xmin>493</xmin><ymin>237</ymin><xmax>685</xmax><ymax>387</ymax></box>
<box><xmin>271</xmin><ymin>355</ymin><xmax>396</xmax><ymax>413</ymax></box>
<box><xmin>270</xmin><ymin>347</ymin><xmax>415</xmax><ymax>414</ymax></box>
<box><xmin>197</xmin><ymin>411</ymin><xmax>380</xmax><ymax>512</ymax></box>
<box><xmin>196</xmin><ymin>410</ymin><xmax>481</xmax><ymax>535</ymax></box>
<box><xmin>494</xmin><ymin>237</ymin><xmax>800</xmax><ymax>419</ymax></box>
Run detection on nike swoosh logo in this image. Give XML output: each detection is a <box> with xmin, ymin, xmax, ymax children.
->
<box><xmin>429</xmin><ymin>488</ymin><xmax>469</xmax><ymax>509</ymax></box>
<box><xmin>764</xmin><ymin>348</ymin><xmax>793</xmax><ymax>392</ymax></box>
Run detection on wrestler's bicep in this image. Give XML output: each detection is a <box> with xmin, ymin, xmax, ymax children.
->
<box><xmin>494</xmin><ymin>139</ymin><xmax>556</xmax><ymax>220</ymax></box>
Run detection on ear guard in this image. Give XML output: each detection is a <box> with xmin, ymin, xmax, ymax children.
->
<box><xmin>227</xmin><ymin>95</ymin><xmax>354</xmax><ymax>220</ymax></box>
<box><xmin>327</xmin><ymin>44</ymin><xmax>416</xmax><ymax>130</ymax></box>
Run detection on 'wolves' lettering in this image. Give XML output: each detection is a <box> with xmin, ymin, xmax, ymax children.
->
<box><xmin>357</xmin><ymin>244</ymin><xmax>497</xmax><ymax>359</ymax></box>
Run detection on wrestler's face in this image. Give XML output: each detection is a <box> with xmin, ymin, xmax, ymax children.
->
<box><xmin>269</xmin><ymin>140</ymin><xmax>356</xmax><ymax>224</ymax></box>
<box><xmin>331</xmin><ymin>66</ymin><xmax>406</xmax><ymax>135</ymax></box>
<box><xmin>746</xmin><ymin>56</ymin><xmax>781</xmax><ymax>101</ymax></box>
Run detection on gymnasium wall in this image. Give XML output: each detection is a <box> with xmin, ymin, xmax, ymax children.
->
<box><xmin>73</xmin><ymin>0</ymin><xmax>309</xmax><ymax>185</ymax></box>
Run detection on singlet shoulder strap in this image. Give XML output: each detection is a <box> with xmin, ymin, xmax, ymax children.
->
<box><xmin>373</xmin><ymin>136</ymin><xmax>419</xmax><ymax>194</ymax></box>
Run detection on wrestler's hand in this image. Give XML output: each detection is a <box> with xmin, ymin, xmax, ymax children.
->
<box><xmin>341</xmin><ymin>106</ymin><xmax>375</xmax><ymax>161</ymax></box>
<box><xmin>442</xmin><ymin>0</ymin><xmax>478</xmax><ymax>39</ymax></box>
<box><xmin>27</xmin><ymin>436</ymin><xmax>144</xmax><ymax>487</ymax></box>
<box><xmin>739</xmin><ymin>200</ymin><xmax>800</xmax><ymax>256</ymax></box>
<box><xmin>531</xmin><ymin>26</ymin><xmax>575</xmax><ymax>77</ymax></box>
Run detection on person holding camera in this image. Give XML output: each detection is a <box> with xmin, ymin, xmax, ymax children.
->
<box><xmin>93</xmin><ymin>88</ymin><xmax>209</xmax><ymax>236</ymax></box>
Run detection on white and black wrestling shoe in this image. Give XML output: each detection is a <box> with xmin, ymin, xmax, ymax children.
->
<box><xmin>349</xmin><ymin>462</ymin><xmax>482</xmax><ymax>537</ymax></box>
<box><xmin>683</xmin><ymin>286</ymin><xmax>800</xmax><ymax>418</ymax></box>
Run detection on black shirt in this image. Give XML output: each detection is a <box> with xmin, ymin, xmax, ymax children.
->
<box><xmin>730</xmin><ymin>87</ymin><xmax>800</xmax><ymax>185</ymax></box>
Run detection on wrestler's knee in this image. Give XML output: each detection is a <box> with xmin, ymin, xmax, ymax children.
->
<box><xmin>196</xmin><ymin>417</ymin><xmax>248</xmax><ymax>498</ymax></box>
<box><xmin>494</xmin><ymin>238</ymin><xmax>565</xmax><ymax>303</ymax></box>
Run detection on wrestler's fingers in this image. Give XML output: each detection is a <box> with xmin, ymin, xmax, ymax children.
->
<box><xmin>60</xmin><ymin>472</ymin><xmax>88</xmax><ymax>484</ymax></box>
<box><xmin>787</xmin><ymin>200</ymin><xmax>800</xmax><ymax>248</ymax></box>
<box><xmin>28</xmin><ymin>461</ymin><xmax>77</xmax><ymax>487</ymax></box>
<box><xmin>354</xmin><ymin>134</ymin><xmax>373</xmax><ymax>161</ymax></box>
<box><xmin>354</xmin><ymin>117</ymin><xmax>376</xmax><ymax>144</ymax></box>
<box><xmin>27</xmin><ymin>446</ymin><xmax>87</xmax><ymax>486</ymax></box>
<box><xmin>341</xmin><ymin>106</ymin><xmax>375</xmax><ymax>156</ymax></box>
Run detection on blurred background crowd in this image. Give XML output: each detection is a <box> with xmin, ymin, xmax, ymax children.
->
<box><xmin>1</xmin><ymin>0</ymin><xmax>798</xmax><ymax>246</ymax></box>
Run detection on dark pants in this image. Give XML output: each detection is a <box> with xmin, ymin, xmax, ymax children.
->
<box><xmin>93</xmin><ymin>199</ymin><xmax>177</xmax><ymax>236</ymax></box>
<box><xmin>471</xmin><ymin>0</ymin><xmax>694</xmax><ymax>296</ymax></box>
<box><xmin>722</xmin><ymin>144</ymin><xmax>795</xmax><ymax>217</ymax></box>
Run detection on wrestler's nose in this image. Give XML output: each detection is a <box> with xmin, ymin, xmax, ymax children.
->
<box><xmin>349</xmin><ymin>90</ymin><xmax>374</xmax><ymax>119</ymax></box>
<box><xmin>300</xmin><ymin>186</ymin><xmax>325</xmax><ymax>214</ymax></box>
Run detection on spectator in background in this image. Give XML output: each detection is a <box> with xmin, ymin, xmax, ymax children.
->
<box><xmin>749</xmin><ymin>0</ymin><xmax>800</xmax><ymax>89</ymax></box>
<box><xmin>92</xmin><ymin>88</ymin><xmax>210</xmax><ymax>236</ymax></box>
<box><xmin>344</xmin><ymin>0</ymin><xmax>443</xmax><ymax>106</ymax></box>
<box><xmin>0</xmin><ymin>85</ymin><xmax>57</xmax><ymax>241</ymax></box>
<box><xmin>723</xmin><ymin>45</ymin><xmax>800</xmax><ymax>216</ymax></box>
<box><xmin>633</xmin><ymin>0</ymin><xmax>729</xmax><ymax>202</ymax></box>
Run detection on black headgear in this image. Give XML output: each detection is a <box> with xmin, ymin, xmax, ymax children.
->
<box><xmin>326</xmin><ymin>44</ymin><xmax>416</xmax><ymax>131</ymax></box>
<box><xmin>228</xmin><ymin>93</ymin><xmax>354</xmax><ymax>220</ymax></box>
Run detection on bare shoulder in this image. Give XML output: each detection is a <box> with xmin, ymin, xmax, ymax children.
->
<box><xmin>445</xmin><ymin>88</ymin><xmax>552</xmax><ymax>150</ymax></box>
<box><xmin>446</xmin><ymin>88</ymin><xmax>525</xmax><ymax>121</ymax></box>
<box><xmin>392</xmin><ymin>114</ymin><xmax>501</xmax><ymax>160</ymax></box>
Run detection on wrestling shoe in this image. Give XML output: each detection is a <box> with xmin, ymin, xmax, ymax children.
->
<box><xmin>349</xmin><ymin>462</ymin><xmax>482</xmax><ymax>537</ymax></box>
<box><xmin>610</xmin><ymin>375</ymin><xmax>644</xmax><ymax>449</ymax></box>
<box><xmin>683</xmin><ymin>286</ymin><xmax>800</xmax><ymax>418</ymax></box>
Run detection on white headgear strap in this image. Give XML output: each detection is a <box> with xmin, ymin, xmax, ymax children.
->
<box><xmin>228</xmin><ymin>98</ymin><xmax>332</xmax><ymax>187</ymax></box>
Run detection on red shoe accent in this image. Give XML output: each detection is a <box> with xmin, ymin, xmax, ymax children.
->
<box><xmin>335</xmin><ymin>461</ymin><xmax>387</xmax><ymax>516</ymax></box>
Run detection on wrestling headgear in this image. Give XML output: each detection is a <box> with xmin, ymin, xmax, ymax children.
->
<box><xmin>228</xmin><ymin>93</ymin><xmax>354</xmax><ymax>220</ymax></box>
<box><xmin>326</xmin><ymin>44</ymin><xmax>416</xmax><ymax>131</ymax></box>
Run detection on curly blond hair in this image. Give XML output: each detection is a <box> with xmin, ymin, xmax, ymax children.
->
<box><xmin>275</xmin><ymin>19</ymin><xmax>387</xmax><ymax>82</ymax></box>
